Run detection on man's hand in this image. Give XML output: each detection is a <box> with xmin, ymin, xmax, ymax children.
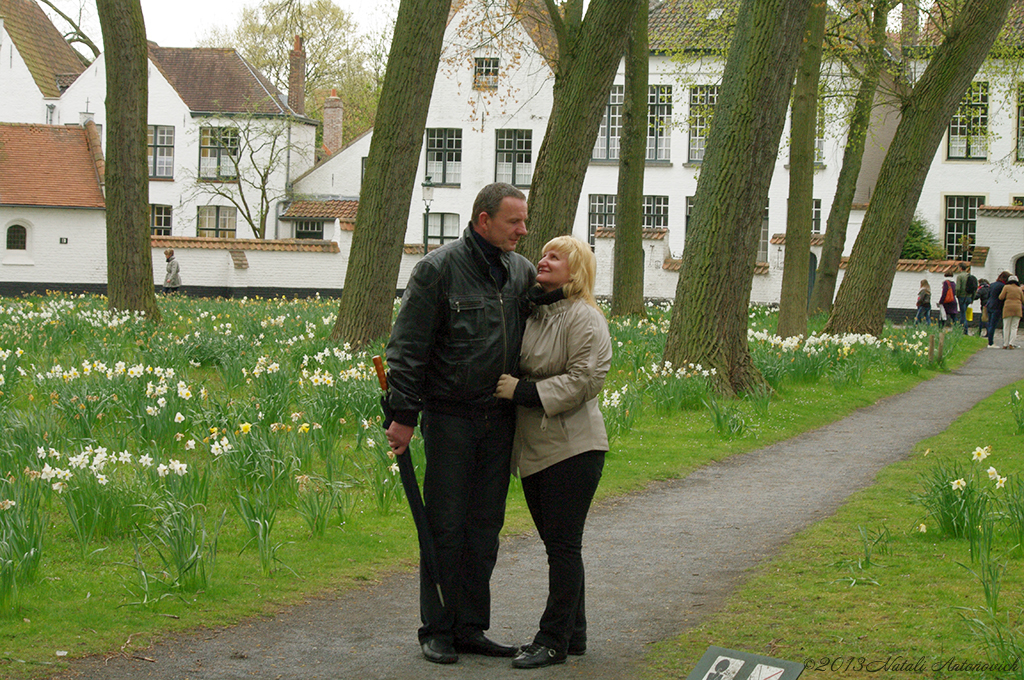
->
<box><xmin>386</xmin><ymin>421</ymin><xmax>415</xmax><ymax>456</ymax></box>
<box><xmin>494</xmin><ymin>374</ymin><xmax>519</xmax><ymax>400</ymax></box>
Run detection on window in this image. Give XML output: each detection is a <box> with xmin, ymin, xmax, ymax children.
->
<box><xmin>689</xmin><ymin>85</ymin><xmax>718</xmax><ymax>162</ymax></box>
<box><xmin>643</xmin><ymin>195</ymin><xmax>669</xmax><ymax>228</ymax></box>
<box><xmin>1013</xmin><ymin>196</ymin><xmax>1024</xmax><ymax>206</ymax></box>
<box><xmin>474</xmin><ymin>57</ymin><xmax>499</xmax><ymax>90</ymax></box>
<box><xmin>6</xmin><ymin>225</ymin><xmax>26</xmax><ymax>250</ymax></box>
<box><xmin>295</xmin><ymin>220</ymin><xmax>324</xmax><ymax>239</ymax></box>
<box><xmin>151</xmin><ymin>205</ymin><xmax>172</xmax><ymax>236</ymax></box>
<box><xmin>199</xmin><ymin>127</ymin><xmax>239</xmax><ymax>180</ymax></box>
<box><xmin>593</xmin><ymin>86</ymin><xmax>624</xmax><ymax>160</ymax></box>
<box><xmin>948</xmin><ymin>82</ymin><xmax>988</xmax><ymax>160</ymax></box>
<box><xmin>758</xmin><ymin>203</ymin><xmax>769</xmax><ymax>263</ymax></box>
<box><xmin>588</xmin><ymin>194</ymin><xmax>617</xmax><ymax>246</ymax></box>
<box><xmin>148</xmin><ymin>125</ymin><xmax>174</xmax><ymax>178</ymax></box>
<box><xmin>495</xmin><ymin>130</ymin><xmax>532</xmax><ymax>186</ymax></box>
<box><xmin>197</xmin><ymin>206</ymin><xmax>237</xmax><ymax>238</ymax></box>
<box><xmin>812</xmin><ymin>199</ymin><xmax>822</xmax><ymax>234</ymax></box>
<box><xmin>647</xmin><ymin>85</ymin><xmax>672</xmax><ymax>161</ymax></box>
<box><xmin>945</xmin><ymin>195</ymin><xmax>982</xmax><ymax>259</ymax></box>
<box><xmin>815</xmin><ymin>107</ymin><xmax>826</xmax><ymax>164</ymax></box>
<box><xmin>426</xmin><ymin>213</ymin><xmax>460</xmax><ymax>246</ymax></box>
<box><xmin>426</xmin><ymin>129</ymin><xmax>461</xmax><ymax>185</ymax></box>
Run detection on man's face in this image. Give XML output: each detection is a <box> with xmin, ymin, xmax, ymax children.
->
<box><xmin>475</xmin><ymin>197</ymin><xmax>528</xmax><ymax>252</ymax></box>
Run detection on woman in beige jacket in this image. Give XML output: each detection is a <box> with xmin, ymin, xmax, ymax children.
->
<box><xmin>494</xmin><ymin>235</ymin><xmax>612</xmax><ymax>669</ymax></box>
<box><xmin>999</xmin><ymin>275</ymin><xmax>1024</xmax><ymax>348</ymax></box>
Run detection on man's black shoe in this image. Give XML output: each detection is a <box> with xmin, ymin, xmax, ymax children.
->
<box><xmin>421</xmin><ymin>639</ymin><xmax>458</xmax><ymax>664</ymax></box>
<box><xmin>512</xmin><ymin>643</ymin><xmax>568</xmax><ymax>669</ymax></box>
<box><xmin>454</xmin><ymin>632</ymin><xmax>518</xmax><ymax>657</ymax></box>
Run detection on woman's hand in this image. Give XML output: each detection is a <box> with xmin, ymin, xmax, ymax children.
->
<box><xmin>494</xmin><ymin>374</ymin><xmax>519</xmax><ymax>400</ymax></box>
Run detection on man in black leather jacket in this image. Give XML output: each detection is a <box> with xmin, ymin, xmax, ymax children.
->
<box><xmin>385</xmin><ymin>182</ymin><xmax>536</xmax><ymax>664</ymax></box>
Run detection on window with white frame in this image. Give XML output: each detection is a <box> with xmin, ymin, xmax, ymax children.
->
<box><xmin>495</xmin><ymin>130</ymin><xmax>532</xmax><ymax>186</ymax></box>
<box><xmin>427</xmin><ymin>213</ymin><xmax>460</xmax><ymax>246</ymax></box>
<box><xmin>588</xmin><ymin>194</ymin><xmax>617</xmax><ymax>246</ymax></box>
<box><xmin>593</xmin><ymin>86</ymin><xmax>624</xmax><ymax>160</ymax></box>
<box><xmin>151</xmin><ymin>205</ymin><xmax>172</xmax><ymax>236</ymax></box>
<box><xmin>199</xmin><ymin>127</ymin><xmax>239</xmax><ymax>180</ymax></box>
<box><xmin>689</xmin><ymin>85</ymin><xmax>718</xmax><ymax>162</ymax></box>
<box><xmin>197</xmin><ymin>206</ymin><xmax>237</xmax><ymax>238</ymax></box>
<box><xmin>815</xmin><ymin>106</ymin><xmax>826</xmax><ymax>164</ymax></box>
<box><xmin>647</xmin><ymin>85</ymin><xmax>672</xmax><ymax>161</ymax></box>
<box><xmin>148</xmin><ymin>125</ymin><xmax>174</xmax><ymax>178</ymax></box>
<box><xmin>474</xmin><ymin>57</ymin><xmax>499</xmax><ymax>90</ymax></box>
<box><xmin>945</xmin><ymin>195</ymin><xmax>982</xmax><ymax>259</ymax></box>
<box><xmin>426</xmin><ymin>128</ymin><xmax>462</xmax><ymax>185</ymax></box>
<box><xmin>758</xmin><ymin>203</ymin><xmax>769</xmax><ymax>263</ymax></box>
<box><xmin>6</xmin><ymin>225</ymin><xmax>26</xmax><ymax>250</ymax></box>
<box><xmin>295</xmin><ymin>220</ymin><xmax>325</xmax><ymax>239</ymax></box>
<box><xmin>948</xmin><ymin>82</ymin><xmax>988</xmax><ymax>160</ymax></box>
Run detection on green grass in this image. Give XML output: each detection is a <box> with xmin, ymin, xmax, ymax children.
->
<box><xmin>643</xmin><ymin>377</ymin><xmax>1024</xmax><ymax>680</ymax></box>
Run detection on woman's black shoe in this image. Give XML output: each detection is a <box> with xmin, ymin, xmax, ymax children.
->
<box><xmin>512</xmin><ymin>643</ymin><xmax>567</xmax><ymax>669</ymax></box>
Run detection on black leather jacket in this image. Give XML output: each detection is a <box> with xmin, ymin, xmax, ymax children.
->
<box><xmin>385</xmin><ymin>226</ymin><xmax>535</xmax><ymax>423</ymax></box>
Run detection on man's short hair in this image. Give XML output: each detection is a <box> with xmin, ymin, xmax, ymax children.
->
<box><xmin>471</xmin><ymin>183</ymin><xmax>526</xmax><ymax>226</ymax></box>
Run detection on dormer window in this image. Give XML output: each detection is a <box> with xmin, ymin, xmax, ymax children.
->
<box><xmin>474</xmin><ymin>58</ymin><xmax>499</xmax><ymax>90</ymax></box>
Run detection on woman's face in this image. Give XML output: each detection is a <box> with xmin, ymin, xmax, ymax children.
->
<box><xmin>537</xmin><ymin>248</ymin><xmax>571</xmax><ymax>293</ymax></box>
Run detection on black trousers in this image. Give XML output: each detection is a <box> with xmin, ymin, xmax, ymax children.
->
<box><xmin>521</xmin><ymin>450</ymin><xmax>605</xmax><ymax>654</ymax></box>
<box><xmin>418</xmin><ymin>409</ymin><xmax>514</xmax><ymax>644</ymax></box>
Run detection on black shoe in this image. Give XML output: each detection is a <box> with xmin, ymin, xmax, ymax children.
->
<box><xmin>422</xmin><ymin>638</ymin><xmax>458</xmax><ymax>664</ymax></box>
<box><xmin>454</xmin><ymin>632</ymin><xmax>518</xmax><ymax>657</ymax></box>
<box><xmin>512</xmin><ymin>643</ymin><xmax>567</xmax><ymax>669</ymax></box>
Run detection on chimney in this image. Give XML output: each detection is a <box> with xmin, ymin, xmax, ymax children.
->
<box><xmin>901</xmin><ymin>4</ymin><xmax>919</xmax><ymax>49</ymax></box>
<box><xmin>323</xmin><ymin>88</ymin><xmax>344</xmax><ymax>155</ymax></box>
<box><xmin>83</xmin><ymin>118</ymin><xmax>105</xmax><ymax>192</ymax></box>
<box><xmin>288</xmin><ymin>35</ymin><xmax>306</xmax><ymax>115</ymax></box>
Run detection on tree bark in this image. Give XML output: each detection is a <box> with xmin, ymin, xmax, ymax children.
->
<box><xmin>808</xmin><ymin>0</ymin><xmax>891</xmax><ymax>316</ymax></box>
<box><xmin>825</xmin><ymin>0</ymin><xmax>1014</xmax><ymax>336</ymax></box>
<box><xmin>777</xmin><ymin>0</ymin><xmax>826</xmax><ymax>338</ymax></box>
<box><xmin>330</xmin><ymin>0</ymin><xmax>452</xmax><ymax>347</ymax></box>
<box><xmin>662</xmin><ymin>0</ymin><xmax>812</xmax><ymax>396</ymax></box>
<box><xmin>610</xmin><ymin>0</ymin><xmax>648</xmax><ymax>318</ymax></box>
<box><xmin>96</xmin><ymin>0</ymin><xmax>161</xmax><ymax>323</ymax></box>
<box><xmin>516</xmin><ymin>0</ymin><xmax>642</xmax><ymax>265</ymax></box>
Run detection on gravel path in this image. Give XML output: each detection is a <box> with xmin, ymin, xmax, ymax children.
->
<box><xmin>52</xmin><ymin>345</ymin><xmax>1024</xmax><ymax>680</ymax></box>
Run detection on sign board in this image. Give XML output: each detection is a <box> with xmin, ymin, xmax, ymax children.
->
<box><xmin>686</xmin><ymin>645</ymin><xmax>804</xmax><ymax>680</ymax></box>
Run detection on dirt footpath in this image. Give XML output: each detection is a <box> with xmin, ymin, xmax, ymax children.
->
<box><xmin>53</xmin><ymin>346</ymin><xmax>1024</xmax><ymax>680</ymax></box>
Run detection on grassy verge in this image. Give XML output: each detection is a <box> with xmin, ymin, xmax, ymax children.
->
<box><xmin>644</xmin><ymin>364</ymin><xmax>1024</xmax><ymax>679</ymax></box>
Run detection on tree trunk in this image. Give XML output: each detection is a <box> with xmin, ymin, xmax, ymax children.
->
<box><xmin>662</xmin><ymin>0</ymin><xmax>812</xmax><ymax>396</ymax></box>
<box><xmin>96</xmin><ymin>0</ymin><xmax>161</xmax><ymax>323</ymax></box>
<box><xmin>808</xmin><ymin>0</ymin><xmax>890</xmax><ymax>316</ymax></box>
<box><xmin>825</xmin><ymin>0</ymin><xmax>1014</xmax><ymax>336</ymax></box>
<box><xmin>516</xmin><ymin>0</ymin><xmax>641</xmax><ymax>265</ymax></box>
<box><xmin>330</xmin><ymin>0</ymin><xmax>452</xmax><ymax>347</ymax></box>
<box><xmin>610</xmin><ymin>0</ymin><xmax>647</xmax><ymax>318</ymax></box>
<box><xmin>777</xmin><ymin>0</ymin><xmax>826</xmax><ymax>338</ymax></box>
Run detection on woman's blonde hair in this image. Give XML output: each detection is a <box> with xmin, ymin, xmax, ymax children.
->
<box><xmin>920</xmin><ymin>279</ymin><xmax>930</xmax><ymax>291</ymax></box>
<box><xmin>542</xmin><ymin>235</ymin><xmax>597</xmax><ymax>308</ymax></box>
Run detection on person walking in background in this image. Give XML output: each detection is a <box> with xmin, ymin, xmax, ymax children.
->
<box><xmin>938</xmin><ymin>270</ymin><xmax>958</xmax><ymax>328</ymax></box>
<box><xmin>999</xmin><ymin>275</ymin><xmax>1024</xmax><ymax>349</ymax></box>
<box><xmin>954</xmin><ymin>261</ymin><xmax>977</xmax><ymax>334</ymax></box>
<box><xmin>915</xmin><ymin>279</ymin><xmax>931</xmax><ymax>325</ymax></box>
<box><xmin>976</xmin><ymin>278</ymin><xmax>991</xmax><ymax>337</ymax></box>
<box><xmin>163</xmin><ymin>249</ymin><xmax>181</xmax><ymax>294</ymax></box>
<box><xmin>987</xmin><ymin>271</ymin><xmax>1010</xmax><ymax>347</ymax></box>
<box><xmin>494</xmin><ymin>236</ymin><xmax>612</xmax><ymax>670</ymax></box>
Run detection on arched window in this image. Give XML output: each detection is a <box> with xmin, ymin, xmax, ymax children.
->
<box><xmin>6</xmin><ymin>225</ymin><xmax>26</xmax><ymax>250</ymax></box>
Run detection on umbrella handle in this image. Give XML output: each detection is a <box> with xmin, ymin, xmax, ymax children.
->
<box><xmin>372</xmin><ymin>355</ymin><xmax>388</xmax><ymax>391</ymax></box>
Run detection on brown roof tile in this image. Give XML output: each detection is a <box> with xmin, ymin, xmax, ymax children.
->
<box><xmin>649</xmin><ymin>0</ymin><xmax>740</xmax><ymax>53</ymax></box>
<box><xmin>151</xmin><ymin>235</ymin><xmax>340</xmax><ymax>253</ymax></box>
<box><xmin>979</xmin><ymin>204</ymin><xmax>1024</xmax><ymax>218</ymax></box>
<box><xmin>281</xmin><ymin>199</ymin><xmax>358</xmax><ymax>222</ymax></box>
<box><xmin>770</xmin><ymin>233</ymin><xmax>826</xmax><ymax>246</ymax></box>
<box><xmin>594</xmin><ymin>226</ymin><xmax>668</xmax><ymax>240</ymax></box>
<box><xmin>147</xmin><ymin>45</ymin><xmax>295</xmax><ymax>116</ymax></box>
<box><xmin>0</xmin><ymin>0</ymin><xmax>85</xmax><ymax>97</ymax></box>
<box><xmin>0</xmin><ymin>123</ymin><xmax>104</xmax><ymax>208</ymax></box>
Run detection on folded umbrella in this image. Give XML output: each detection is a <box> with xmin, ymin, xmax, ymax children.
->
<box><xmin>372</xmin><ymin>355</ymin><xmax>445</xmax><ymax>607</ymax></box>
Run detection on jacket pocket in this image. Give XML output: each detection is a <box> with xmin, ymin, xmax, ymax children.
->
<box><xmin>449</xmin><ymin>295</ymin><xmax>486</xmax><ymax>343</ymax></box>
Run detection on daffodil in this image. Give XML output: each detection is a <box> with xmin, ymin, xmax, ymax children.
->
<box><xmin>988</xmin><ymin>466</ymin><xmax>999</xmax><ymax>480</ymax></box>
<box><xmin>239</xmin><ymin>422</ymin><xmax>252</xmax><ymax>434</ymax></box>
<box><xmin>918</xmin><ymin>524</ymin><xmax>927</xmax><ymax>533</ymax></box>
<box><xmin>997</xmin><ymin>476</ymin><xmax>1007</xmax><ymax>489</ymax></box>
<box><xmin>971</xmin><ymin>446</ymin><xmax>991</xmax><ymax>462</ymax></box>
<box><xmin>174</xmin><ymin>412</ymin><xmax>185</xmax><ymax>423</ymax></box>
<box><xmin>951</xmin><ymin>478</ymin><xmax>967</xmax><ymax>491</ymax></box>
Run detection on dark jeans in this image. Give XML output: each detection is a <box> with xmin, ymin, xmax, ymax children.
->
<box><xmin>957</xmin><ymin>296</ymin><xmax>971</xmax><ymax>333</ymax></box>
<box><xmin>418</xmin><ymin>408</ymin><xmax>514</xmax><ymax>645</ymax></box>
<box><xmin>914</xmin><ymin>306</ymin><xmax>931</xmax><ymax>325</ymax></box>
<box><xmin>521</xmin><ymin>451</ymin><xmax>605</xmax><ymax>654</ymax></box>
<box><xmin>987</xmin><ymin>309</ymin><xmax>1003</xmax><ymax>345</ymax></box>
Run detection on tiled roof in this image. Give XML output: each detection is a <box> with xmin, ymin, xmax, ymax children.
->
<box><xmin>594</xmin><ymin>226</ymin><xmax>669</xmax><ymax>240</ymax></box>
<box><xmin>280</xmin><ymin>200</ymin><xmax>358</xmax><ymax>222</ymax></box>
<box><xmin>151</xmin><ymin>235</ymin><xmax>340</xmax><ymax>253</ymax></box>
<box><xmin>649</xmin><ymin>0</ymin><xmax>740</xmax><ymax>53</ymax></box>
<box><xmin>979</xmin><ymin>204</ymin><xmax>1024</xmax><ymax>218</ymax></box>
<box><xmin>0</xmin><ymin>0</ymin><xmax>85</xmax><ymax>97</ymax></box>
<box><xmin>147</xmin><ymin>45</ymin><xmax>296</xmax><ymax>116</ymax></box>
<box><xmin>662</xmin><ymin>256</ymin><xmax>769</xmax><ymax>274</ymax></box>
<box><xmin>770</xmin><ymin>233</ymin><xmax>826</xmax><ymax>246</ymax></box>
<box><xmin>836</xmin><ymin>249</ymin><xmax>989</xmax><ymax>273</ymax></box>
<box><xmin>0</xmin><ymin>123</ymin><xmax>104</xmax><ymax>208</ymax></box>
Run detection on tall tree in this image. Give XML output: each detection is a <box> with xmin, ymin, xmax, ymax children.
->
<box><xmin>662</xmin><ymin>0</ymin><xmax>812</xmax><ymax>395</ymax></box>
<box><xmin>329</xmin><ymin>0</ymin><xmax>452</xmax><ymax>346</ymax></box>
<box><xmin>808</xmin><ymin>0</ymin><xmax>893</xmax><ymax>316</ymax></box>
<box><xmin>96</xmin><ymin>0</ymin><xmax>161</xmax><ymax>322</ymax></box>
<box><xmin>516</xmin><ymin>0</ymin><xmax>642</xmax><ymax>264</ymax></box>
<box><xmin>776</xmin><ymin>0</ymin><xmax>826</xmax><ymax>338</ymax></box>
<box><xmin>825</xmin><ymin>0</ymin><xmax>1014</xmax><ymax>336</ymax></box>
<box><xmin>610</xmin><ymin>0</ymin><xmax>648</xmax><ymax>317</ymax></box>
